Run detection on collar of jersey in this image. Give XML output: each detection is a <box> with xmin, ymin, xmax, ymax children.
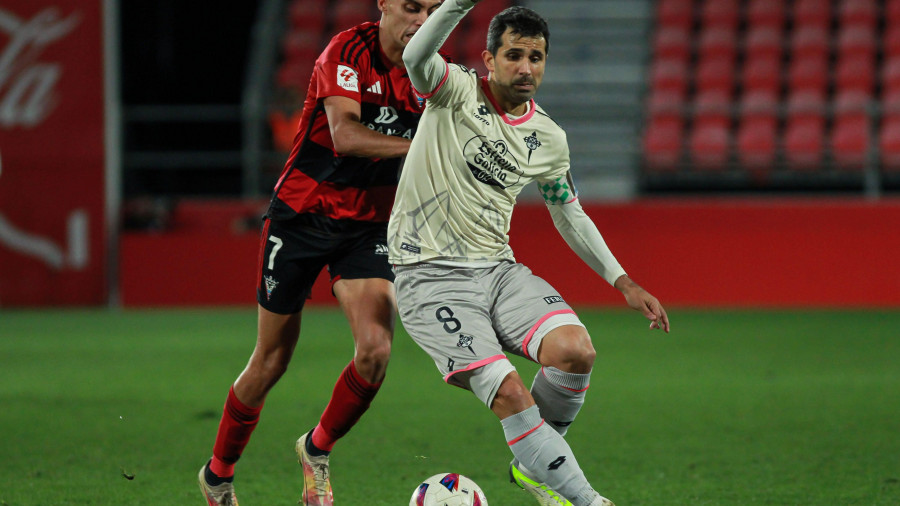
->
<box><xmin>479</xmin><ymin>77</ymin><xmax>536</xmax><ymax>126</ymax></box>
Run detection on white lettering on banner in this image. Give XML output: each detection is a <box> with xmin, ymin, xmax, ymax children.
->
<box><xmin>0</xmin><ymin>7</ymin><xmax>80</xmax><ymax>128</ymax></box>
<box><xmin>0</xmin><ymin>209</ymin><xmax>89</xmax><ymax>270</ymax></box>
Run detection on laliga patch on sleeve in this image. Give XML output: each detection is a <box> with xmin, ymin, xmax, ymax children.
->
<box><xmin>337</xmin><ymin>64</ymin><xmax>359</xmax><ymax>92</ymax></box>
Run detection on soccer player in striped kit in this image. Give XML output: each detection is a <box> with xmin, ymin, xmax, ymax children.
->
<box><xmin>389</xmin><ymin>2</ymin><xmax>670</xmax><ymax>505</ymax></box>
<box><xmin>198</xmin><ymin>2</ymin><xmax>447</xmax><ymax>505</ymax></box>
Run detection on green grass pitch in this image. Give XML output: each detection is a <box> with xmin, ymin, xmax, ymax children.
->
<box><xmin>1</xmin><ymin>308</ymin><xmax>898</xmax><ymax>505</ymax></box>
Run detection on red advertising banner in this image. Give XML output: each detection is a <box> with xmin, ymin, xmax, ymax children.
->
<box><xmin>0</xmin><ymin>1</ymin><xmax>107</xmax><ymax>305</ymax></box>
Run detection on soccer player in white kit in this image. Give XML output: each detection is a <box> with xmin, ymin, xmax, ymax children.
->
<box><xmin>388</xmin><ymin>1</ymin><xmax>670</xmax><ymax>505</ymax></box>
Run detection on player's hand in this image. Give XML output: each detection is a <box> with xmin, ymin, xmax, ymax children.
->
<box><xmin>614</xmin><ymin>275</ymin><xmax>670</xmax><ymax>333</ymax></box>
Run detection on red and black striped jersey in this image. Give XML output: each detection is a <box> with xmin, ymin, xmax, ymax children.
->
<box><xmin>267</xmin><ymin>21</ymin><xmax>449</xmax><ymax>224</ymax></box>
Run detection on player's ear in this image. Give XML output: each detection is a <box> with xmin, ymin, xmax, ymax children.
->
<box><xmin>482</xmin><ymin>49</ymin><xmax>494</xmax><ymax>72</ymax></box>
<box><xmin>377</xmin><ymin>0</ymin><xmax>387</xmax><ymax>13</ymax></box>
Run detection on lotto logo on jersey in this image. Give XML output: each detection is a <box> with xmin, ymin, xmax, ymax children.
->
<box><xmin>337</xmin><ymin>65</ymin><xmax>359</xmax><ymax>92</ymax></box>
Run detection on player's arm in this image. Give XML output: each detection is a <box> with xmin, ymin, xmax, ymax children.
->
<box><xmin>403</xmin><ymin>0</ymin><xmax>478</xmax><ymax>95</ymax></box>
<box><xmin>323</xmin><ymin>95</ymin><xmax>411</xmax><ymax>158</ymax></box>
<box><xmin>543</xmin><ymin>174</ymin><xmax>670</xmax><ymax>332</ymax></box>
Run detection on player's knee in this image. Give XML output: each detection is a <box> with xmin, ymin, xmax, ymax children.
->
<box><xmin>356</xmin><ymin>338</ymin><xmax>392</xmax><ymax>368</ymax></box>
<box><xmin>490</xmin><ymin>373</ymin><xmax>535</xmax><ymax>419</ymax></box>
<box><xmin>541</xmin><ymin>327</ymin><xmax>596</xmax><ymax>373</ymax></box>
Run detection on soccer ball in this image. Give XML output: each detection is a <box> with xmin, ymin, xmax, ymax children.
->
<box><xmin>409</xmin><ymin>473</ymin><xmax>488</xmax><ymax>506</ymax></box>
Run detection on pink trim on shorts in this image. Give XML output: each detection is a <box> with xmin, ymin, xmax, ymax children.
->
<box><xmin>541</xmin><ymin>367</ymin><xmax>590</xmax><ymax>392</ymax></box>
<box><xmin>522</xmin><ymin>309</ymin><xmax>577</xmax><ymax>361</ymax></box>
<box><xmin>443</xmin><ymin>354</ymin><xmax>507</xmax><ymax>385</ymax></box>
<box><xmin>507</xmin><ymin>419</ymin><xmax>545</xmax><ymax>446</ymax></box>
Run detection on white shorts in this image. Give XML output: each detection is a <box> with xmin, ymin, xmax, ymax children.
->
<box><xmin>393</xmin><ymin>261</ymin><xmax>585</xmax><ymax>407</ymax></box>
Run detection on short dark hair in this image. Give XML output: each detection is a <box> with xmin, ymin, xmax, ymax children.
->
<box><xmin>486</xmin><ymin>6</ymin><xmax>550</xmax><ymax>56</ymax></box>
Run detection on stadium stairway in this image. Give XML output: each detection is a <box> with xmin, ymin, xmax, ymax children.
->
<box><xmin>524</xmin><ymin>0</ymin><xmax>652</xmax><ymax>200</ymax></box>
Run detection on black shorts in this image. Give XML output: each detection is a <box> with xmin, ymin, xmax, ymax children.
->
<box><xmin>255</xmin><ymin>215</ymin><xmax>394</xmax><ymax>314</ymax></box>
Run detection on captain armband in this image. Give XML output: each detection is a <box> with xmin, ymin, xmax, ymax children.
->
<box><xmin>537</xmin><ymin>173</ymin><xmax>578</xmax><ymax>205</ymax></box>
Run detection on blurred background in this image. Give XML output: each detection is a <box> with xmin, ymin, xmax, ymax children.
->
<box><xmin>1</xmin><ymin>0</ymin><xmax>898</xmax><ymax>308</ymax></box>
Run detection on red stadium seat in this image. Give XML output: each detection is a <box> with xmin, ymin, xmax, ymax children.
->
<box><xmin>831</xmin><ymin>92</ymin><xmax>871</xmax><ymax>169</ymax></box>
<box><xmin>289</xmin><ymin>0</ymin><xmax>327</xmax><ymax>34</ymax></box>
<box><xmin>879</xmin><ymin>117</ymin><xmax>900</xmax><ymax>171</ymax></box>
<box><xmin>792</xmin><ymin>0</ymin><xmax>832</xmax><ymax>29</ymax></box>
<box><xmin>701</xmin><ymin>0</ymin><xmax>739</xmax><ymax>30</ymax></box>
<box><xmin>788</xmin><ymin>57</ymin><xmax>829</xmax><ymax>95</ymax></box>
<box><xmin>882</xmin><ymin>57</ymin><xmax>900</xmax><ymax>94</ymax></box>
<box><xmin>790</xmin><ymin>26</ymin><xmax>830</xmax><ymax>61</ymax></box>
<box><xmin>653</xmin><ymin>27</ymin><xmax>692</xmax><ymax>62</ymax></box>
<box><xmin>746</xmin><ymin>0</ymin><xmax>785</xmax><ymax>28</ymax></box>
<box><xmin>644</xmin><ymin>116</ymin><xmax>685</xmax><ymax>171</ymax></box>
<box><xmin>693</xmin><ymin>90</ymin><xmax>732</xmax><ymax>125</ymax></box>
<box><xmin>657</xmin><ymin>0</ymin><xmax>695</xmax><ymax>31</ymax></box>
<box><xmin>742</xmin><ymin>56</ymin><xmax>782</xmax><ymax>95</ymax></box>
<box><xmin>736</xmin><ymin>91</ymin><xmax>778</xmax><ymax>169</ymax></box>
<box><xmin>282</xmin><ymin>30</ymin><xmax>321</xmax><ymax>65</ymax></box>
<box><xmin>745</xmin><ymin>27</ymin><xmax>783</xmax><ymax>61</ymax></box>
<box><xmin>695</xmin><ymin>57</ymin><xmax>735</xmax><ymax>94</ymax></box>
<box><xmin>784</xmin><ymin>91</ymin><xmax>826</xmax><ymax>169</ymax></box>
<box><xmin>650</xmin><ymin>59</ymin><xmax>689</xmax><ymax>96</ymax></box>
<box><xmin>888</xmin><ymin>0</ymin><xmax>900</xmax><ymax>25</ymax></box>
<box><xmin>276</xmin><ymin>61</ymin><xmax>314</xmax><ymax>93</ymax></box>
<box><xmin>333</xmin><ymin>0</ymin><xmax>374</xmax><ymax>31</ymax></box>
<box><xmin>834</xmin><ymin>57</ymin><xmax>875</xmax><ymax>95</ymax></box>
<box><xmin>647</xmin><ymin>90</ymin><xmax>686</xmax><ymax>120</ymax></box>
<box><xmin>698</xmin><ymin>27</ymin><xmax>737</xmax><ymax>62</ymax></box>
<box><xmin>689</xmin><ymin>120</ymin><xmax>731</xmax><ymax>169</ymax></box>
<box><xmin>836</xmin><ymin>26</ymin><xmax>876</xmax><ymax>60</ymax></box>
<box><xmin>884</xmin><ymin>26</ymin><xmax>900</xmax><ymax>59</ymax></box>
<box><xmin>838</xmin><ymin>0</ymin><xmax>877</xmax><ymax>29</ymax></box>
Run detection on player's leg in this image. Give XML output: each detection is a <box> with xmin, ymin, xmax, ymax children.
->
<box><xmin>531</xmin><ymin>324</ymin><xmax>595</xmax><ymax>436</ymax></box>
<box><xmin>297</xmin><ymin>225</ymin><xmax>395</xmax><ymax>506</ymax></box>
<box><xmin>201</xmin><ymin>217</ymin><xmax>324</xmax><ymax>505</ymax></box>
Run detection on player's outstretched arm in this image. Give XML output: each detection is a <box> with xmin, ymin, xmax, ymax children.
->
<box><xmin>614</xmin><ymin>274</ymin><xmax>670</xmax><ymax>333</ymax></box>
<box><xmin>403</xmin><ymin>0</ymin><xmax>477</xmax><ymax>95</ymax></box>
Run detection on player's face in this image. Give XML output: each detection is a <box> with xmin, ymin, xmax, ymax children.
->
<box><xmin>379</xmin><ymin>0</ymin><xmax>443</xmax><ymax>47</ymax></box>
<box><xmin>483</xmin><ymin>28</ymin><xmax>547</xmax><ymax>109</ymax></box>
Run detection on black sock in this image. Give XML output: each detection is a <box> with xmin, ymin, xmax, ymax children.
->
<box><xmin>305</xmin><ymin>431</ymin><xmax>330</xmax><ymax>457</ymax></box>
<box><xmin>205</xmin><ymin>460</ymin><xmax>233</xmax><ymax>486</ymax></box>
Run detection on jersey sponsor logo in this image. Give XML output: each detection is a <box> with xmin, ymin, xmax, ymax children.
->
<box><xmin>473</xmin><ymin>104</ymin><xmax>491</xmax><ymax>125</ymax></box>
<box><xmin>524</xmin><ymin>131</ymin><xmax>542</xmax><ymax>163</ymax></box>
<box><xmin>264</xmin><ymin>275</ymin><xmax>279</xmax><ymax>300</ymax></box>
<box><xmin>366</xmin><ymin>81</ymin><xmax>382</xmax><ymax>94</ymax></box>
<box><xmin>457</xmin><ymin>333</ymin><xmax>477</xmax><ymax>355</ymax></box>
<box><xmin>463</xmin><ymin>136</ymin><xmax>523</xmax><ymax>189</ymax></box>
<box><xmin>374</xmin><ymin>244</ymin><xmax>389</xmax><ymax>255</ymax></box>
<box><xmin>374</xmin><ymin>105</ymin><xmax>399</xmax><ymax>124</ymax></box>
<box><xmin>543</xmin><ymin>295</ymin><xmax>564</xmax><ymax>304</ymax></box>
<box><xmin>337</xmin><ymin>64</ymin><xmax>359</xmax><ymax>92</ymax></box>
<box><xmin>400</xmin><ymin>242</ymin><xmax>421</xmax><ymax>254</ymax></box>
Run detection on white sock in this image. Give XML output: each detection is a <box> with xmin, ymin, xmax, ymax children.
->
<box><xmin>531</xmin><ymin>366</ymin><xmax>591</xmax><ymax>436</ymax></box>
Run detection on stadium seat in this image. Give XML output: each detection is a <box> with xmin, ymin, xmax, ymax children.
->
<box><xmin>882</xmin><ymin>57</ymin><xmax>900</xmax><ymax>94</ymax></box>
<box><xmin>647</xmin><ymin>89</ymin><xmax>686</xmax><ymax>119</ymax></box>
<box><xmin>644</xmin><ymin>116</ymin><xmax>685</xmax><ymax>171</ymax></box>
<box><xmin>653</xmin><ymin>26</ymin><xmax>692</xmax><ymax>62</ymax></box>
<box><xmin>746</xmin><ymin>0</ymin><xmax>785</xmax><ymax>29</ymax></box>
<box><xmin>650</xmin><ymin>59</ymin><xmax>689</xmax><ymax>96</ymax></box>
<box><xmin>788</xmin><ymin>57</ymin><xmax>829</xmax><ymax>95</ymax></box>
<box><xmin>836</xmin><ymin>26</ymin><xmax>876</xmax><ymax>60</ymax></box>
<box><xmin>742</xmin><ymin>55</ymin><xmax>782</xmax><ymax>95</ymax></box>
<box><xmin>689</xmin><ymin>91</ymin><xmax>732</xmax><ymax>169</ymax></box>
<box><xmin>700</xmin><ymin>0</ymin><xmax>739</xmax><ymax>30</ymax></box>
<box><xmin>879</xmin><ymin>117</ymin><xmax>900</xmax><ymax>171</ymax></box>
<box><xmin>736</xmin><ymin>91</ymin><xmax>778</xmax><ymax>169</ymax></box>
<box><xmin>695</xmin><ymin>57</ymin><xmax>735</xmax><ymax>94</ymax></box>
<box><xmin>790</xmin><ymin>26</ymin><xmax>830</xmax><ymax>61</ymax></box>
<box><xmin>289</xmin><ymin>0</ymin><xmax>327</xmax><ymax>34</ymax></box>
<box><xmin>831</xmin><ymin>90</ymin><xmax>871</xmax><ymax>169</ymax></box>
<box><xmin>835</xmin><ymin>58</ymin><xmax>875</xmax><ymax>95</ymax></box>
<box><xmin>884</xmin><ymin>26</ymin><xmax>900</xmax><ymax>59</ymax></box>
<box><xmin>888</xmin><ymin>0</ymin><xmax>900</xmax><ymax>25</ymax></box>
<box><xmin>744</xmin><ymin>27</ymin><xmax>783</xmax><ymax>61</ymax></box>
<box><xmin>838</xmin><ymin>0</ymin><xmax>878</xmax><ymax>29</ymax></box>
<box><xmin>698</xmin><ymin>27</ymin><xmax>737</xmax><ymax>62</ymax></box>
<box><xmin>784</xmin><ymin>91</ymin><xmax>826</xmax><ymax>169</ymax></box>
<box><xmin>282</xmin><ymin>29</ymin><xmax>321</xmax><ymax>65</ymax></box>
<box><xmin>657</xmin><ymin>0</ymin><xmax>694</xmax><ymax>31</ymax></box>
<box><xmin>276</xmin><ymin>61</ymin><xmax>314</xmax><ymax>93</ymax></box>
<box><xmin>792</xmin><ymin>0</ymin><xmax>832</xmax><ymax>30</ymax></box>
<box><xmin>333</xmin><ymin>0</ymin><xmax>375</xmax><ymax>31</ymax></box>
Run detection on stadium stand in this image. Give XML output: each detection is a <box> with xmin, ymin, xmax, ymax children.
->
<box><xmin>643</xmin><ymin>0</ymin><xmax>897</xmax><ymax>189</ymax></box>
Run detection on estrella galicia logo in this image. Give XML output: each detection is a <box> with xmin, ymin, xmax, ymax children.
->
<box><xmin>524</xmin><ymin>131</ymin><xmax>542</xmax><ymax>163</ymax></box>
<box><xmin>463</xmin><ymin>136</ymin><xmax>523</xmax><ymax>189</ymax></box>
<box><xmin>457</xmin><ymin>333</ymin><xmax>476</xmax><ymax>355</ymax></box>
<box><xmin>543</xmin><ymin>295</ymin><xmax>564</xmax><ymax>304</ymax></box>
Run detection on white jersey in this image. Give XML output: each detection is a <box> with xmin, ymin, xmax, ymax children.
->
<box><xmin>388</xmin><ymin>63</ymin><xmax>574</xmax><ymax>265</ymax></box>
